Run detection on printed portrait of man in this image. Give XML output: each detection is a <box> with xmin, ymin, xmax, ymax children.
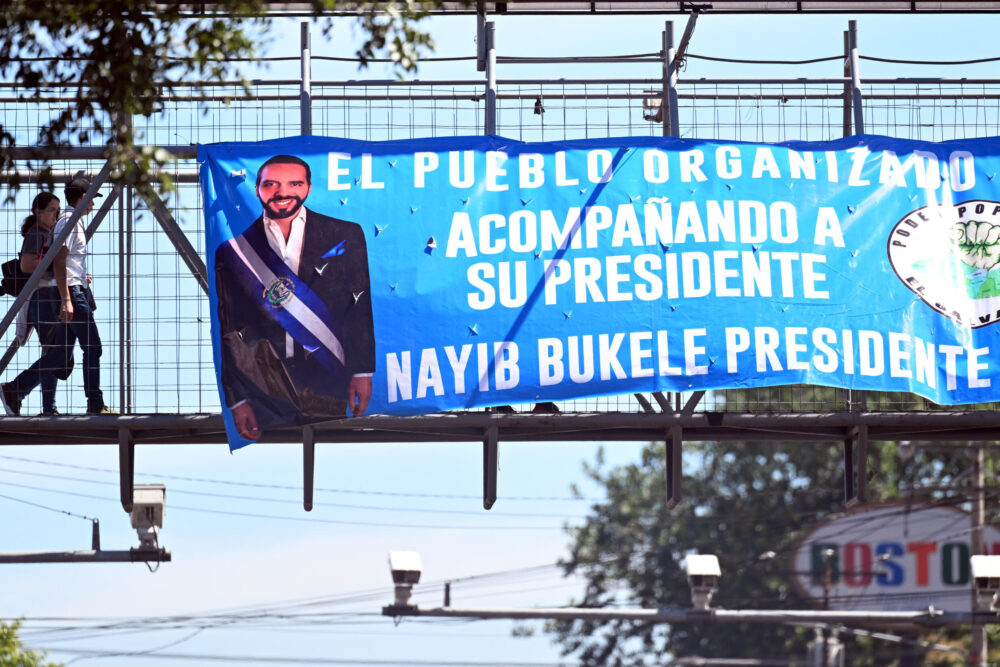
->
<box><xmin>214</xmin><ymin>154</ymin><xmax>376</xmax><ymax>440</ymax></box>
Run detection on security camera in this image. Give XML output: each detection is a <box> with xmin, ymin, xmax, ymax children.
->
<box><xmin>131</xmin><ymin>484</ymin><xmax>165</xmax><ymax>550</ymax></box>
<box><xmin>131</xmin><ymin>484</ymin><xmax>165</xmax><ymax>528</ymax></box>
<box><xmin>683</xmin><ymin>554</ymin><xmax>721</xmax><ymax>610</ymax></box>
<box><xmin>389</xmin><ymin>551</ymin><xmax>423</xmax><ymax>607</ymax></box>
<box><xmin>970</xmin><ymin>555</ymin><xmax>1000</xmax><ymax>612</ymax></box>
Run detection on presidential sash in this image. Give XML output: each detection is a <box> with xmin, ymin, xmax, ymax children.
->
<box><xmin>222</xmin><ymin>222</ymin><xmax>347</xmax><ymax>381</ymax></box>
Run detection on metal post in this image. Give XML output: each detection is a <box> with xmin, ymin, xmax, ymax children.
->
<box><xmin>303</xmin><ymin>425</ymin><xmax>315</xmax><ymax>512</ymax></box>
<box><xmin>118</xmin><ymin>185</ymin><xmax>126</xmax><ymax>414</ymax></box>
<box><xmin>118</xmin><ymin>426</ymin><xmax>134</xmax><ymax>513</ymax></box>
<box><xmin>484</xmin><ymin>22</ymin><xmax>497</xmax><ymax>136</ymax></box>
<box><xmin>483</xmin><ymin>421</ymin><xmax>498</xmax><ymax>510</ymax></box>
<box><xmin>126</xmin><ymin>185</ymin><xmax>134</xmax><ymax>414</ymax></box>
<box><xmin>666</xmin><ymin>425</ymin><xmax>682</xmax><ymax>509</ymax></box>
<box><xmin>848</xmin><ymin>20</ymin><xmax>864</xmax><ymax>134</ymax></box>
<box><xmin>476</xmin><ymin>0</ymin><xmax>487</xmax><ymax>72</ymax></box>
<box><xmin>300</xmin><ymin>21</ymin><xmax>312</xmax><ymax>136</ymax></box>
<box><xmin>821</xmin><ymin>551</ymin><xmax>832</xmax><ymax>667</ymax></box>
<box><xmin>842</xmin><ymin>30</ymin><xmax>852</xmax><ymax>137</ymax></box>
<box><xmin>663</xmin><ymin>22</ymin><xmax>680</xmax><ymax>138</ymax></box>
<box><xmin>845</xmin><ymin>21</ymin><xmax>866</xmax><ymax>412</ymax></box>
<box><xmin>676</xmin><ymin>11</ymin><xmax>699</xmax><ymax>66</ymax></box>
<box><xmin>972</xmin><ymin>444</ymin><xmax>987</xmax><ymax>666</ymax></box>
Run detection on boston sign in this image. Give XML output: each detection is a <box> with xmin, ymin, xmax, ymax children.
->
<box><xmin>792</xmin><ymin>503</ymin><xmax>1000</xmax><ymax>612</ymax></box>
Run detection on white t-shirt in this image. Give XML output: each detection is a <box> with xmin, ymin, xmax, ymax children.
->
<box><xmin>53</xmin><ymin>205</ymin><xmax>88</xmax><ymax>287</ymax></box>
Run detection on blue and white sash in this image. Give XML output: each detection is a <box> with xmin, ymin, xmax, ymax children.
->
<box><xmin>224</xmin><ymin>223</ymin><xmax>346</xmax><ymax>379</ymax></box>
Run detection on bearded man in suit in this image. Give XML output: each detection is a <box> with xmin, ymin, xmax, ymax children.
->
<box><xmin>214</xmin><ymin>154</ymin><xmax>375</xmax><ymax>440</ymax></box>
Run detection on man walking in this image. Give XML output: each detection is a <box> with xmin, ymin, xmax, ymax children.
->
<box><xmin>2</xmin><ymin>173</ymin><xmax>111</xmax><ymax>415</ymax></box>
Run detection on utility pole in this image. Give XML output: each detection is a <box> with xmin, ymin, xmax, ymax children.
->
<box><xmin>821</xmin><ymin>549</ymin><xmax>832</xmax><ymax>667</ymax></box>
<box><xmin>972</xmin><ymin>444</ymin><xmax>987</xmax><ymax>666</ymax></box>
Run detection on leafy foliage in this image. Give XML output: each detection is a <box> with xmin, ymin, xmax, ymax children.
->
<box><xmin>0</xmin><ymin>0</ymin><xmax>446</xmax><ymax>194</ymax></box>
<box><xmin>553</xmin><ymin>435</ymin><xmax>990</xmax><ymax>666</ymax></box>
<box><xmin>0</xmin><ymin>621</ymin><xmax>61</xmax><ymax>667</ymax></box>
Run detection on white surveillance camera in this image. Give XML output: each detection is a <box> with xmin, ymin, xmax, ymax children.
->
<box><xmin>389</xmin><ymin>550</ymin><xmax>422</xmax><ymax>585</ymax></box>
<box><xmin>683</xmin><ymin>554</ymin><xmax>721</xmax><ymax>610</ymax></box>
<box><xmin>970</xmin><ymin>555</ymin><xmax>1000</xmax><ymax>612</ymax></box>
<box><xmin>131</xmin><ymin>484</ymin><xmax>165</xmax><ymax>550</ymax></box>
<box><xmin>389</xmin><ymin>551</ymin><xmax>423</xmax><ymax>607</ymax></box>
<box><xmin>131</xmin><ymin>484</ymin><xmax>165</xmax><ymax>529</ymax></box>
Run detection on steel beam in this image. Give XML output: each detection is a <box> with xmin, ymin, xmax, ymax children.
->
<box><xmin>652</xmin><ymin>391</ymin><xmax>672</xmax><ymax>412</ymax></box>
<box><xmin>675</xmin><ymin>8</ymin><xmax>700</xmax><ymax>68</ymax></box>
<box><xmin>666</xmin><ymin>425</ymin><xmax>682</xmax><ymax>509</ymax></box>
<box><xmin>0</xmin><ymin>549</ymin><xmax>170</xmax><ymax>563</ymax></box>
<box><xmin>844</xmin><ymin>424</ymin><xmax>869</xmax><ymax>506</ymax></box>
<box><xmin>5</xmin><ymin>146</ymin><xmax>196</xmax><ymax>160</ymax></box>
<box><xmin>483</xmin><ymin>422</ymin><xmax>499</xmax><ymax>510</ymax></box>
<box><xmin>663</xmin><ymin>21</ymin><xmax>680</xmax><ymax>137</ymax></box>
<box><xmin>382</xmin><ymin>603</ymin><xmax>983</xmax><ymax>629</ymax></box>
<box><xmin>848</xmin><ymin>20</ymin><xmax>865</xmax><ymax>134</ymax></box>
<box><xmin>634</xmin><ymin>393</ymin><xmax>655</xmax><ymax>413</ymax></box>
<box><xmin>0</xmin><ymin>411</ymin><xmax>997</xmax><ymax>446</ymax></box>
<box><xmin>119</xmin><ymin>426</ymin><xmax>135</xmax><ymax>513</ymax></box>
<box><xmin>303</xmin><ymin>424</ymin><xmax>315</xmax><ymax>512</ymax></box>
<box><xmin>476</xmin><ymin>0</ymin><xmax>487</xmax><ymax>72</ymax></box>
<box><xmin>681</xmin><ymin>391</ymin><xmax>705</xmax><ymax>416</ymax></box>
<box><xmin>300</xmin><ymin>21</ymin><xmax>312</xmax><ymax>135</ymax></box>
<box><xmin>84</xmin><ymin>184</ymin><xmax>122</xmax><ymax>241</ymax></box>
<box><xmin>484</xmin><ymin>22</ymin><xmax>497</xmax><ymax>135</ymax></box>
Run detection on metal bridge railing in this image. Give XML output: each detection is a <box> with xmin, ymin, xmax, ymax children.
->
<box><xmin>2</xmin><ymin>76</ymin><xmax>1000</xmax><ymax>416</ymax></box>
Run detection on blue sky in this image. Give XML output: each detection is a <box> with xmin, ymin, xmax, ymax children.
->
<box><xmin>1</xmin><ymin>9</ymin><xmax>999</xmax><ymax>666</ymax></box>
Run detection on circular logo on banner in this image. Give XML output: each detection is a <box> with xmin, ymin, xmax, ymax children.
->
<box><xmin>888</xmin><ymin>200</ymin><xmax>1000</xmax><ymax>329</ymax></box>
<box><xmin>263</xmin><ymin>277</ymin><xmax>295</xmax><ymax>308</ymax></box>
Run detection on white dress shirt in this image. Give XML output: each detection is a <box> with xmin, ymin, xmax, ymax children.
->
<box><xmin>262</xmin><ymin>208</ymin><xmax>307</xmax><ymax>359</ymax></box>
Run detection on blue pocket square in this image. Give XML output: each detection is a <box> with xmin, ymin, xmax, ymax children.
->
<box><xmin>322</xmin><ymin>240</ymin><xmax>346</xmax><ymax>258</ymax></box>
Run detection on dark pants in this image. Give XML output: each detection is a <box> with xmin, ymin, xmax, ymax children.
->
<box><xmin>11</xmin><ymin>287</ymin><xmax>61</xmax><ymax>411</ymax></box>
<box><xmin>13</xmin><ymin>286</ymin><xmax>102</xmax><ymax>410</ymax></box>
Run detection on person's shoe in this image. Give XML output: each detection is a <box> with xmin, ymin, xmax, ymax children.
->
<box><xmin>38</xmin><ymin>408</ymin><xmax>60</xmax><ymax>417</ymax></box>
<box><xmin>1</xmin><ymin>383</ymin><xmax>21</xmax><ymax>417</ymax></box>
<box><xmin>86</xmin><ymin>405</ymin><xmax>117</xmax><ymax>415</ymax></box>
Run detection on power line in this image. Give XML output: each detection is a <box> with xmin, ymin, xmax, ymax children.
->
<box><xmin>685</xmin><ymin>53</ymin><xmax>842</xmax><ymax>65</ymax></box>
<box><xmin>0</xmin><ymin>466</ymin><xmax>589</xmax><ymax>519</ymax></box>
<box><xmin>0</xmin><ymin>454</ymin><xmax>594</xmax><ymax>501</ymax></box>
<box><xmin>860</xmin><ymin>54</ymin><xmax>1000</xmax><ymax>65</ymax></box>
<box><xmin>0</xmin><ymin>480</ymin><xmax>573</xmax><ymax>531</ymax></box>
<box><xmin>63</xmin><ymin>628</ymin><xmax>204</xmax><ymax>666</ymax></box>
<box><xmin>0</xmin><ymin>492</ymin><xmax>98</xmax><ymax>524</ymax></box>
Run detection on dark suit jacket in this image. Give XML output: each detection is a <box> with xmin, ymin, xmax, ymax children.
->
<box><xmin>214</xmin><ymin>208</ymin><xmax>375</xmax><ymax>429</ymax></box>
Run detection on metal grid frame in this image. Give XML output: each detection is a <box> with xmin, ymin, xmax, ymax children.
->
<box><xmin>3</xmin><ymin>27</ymin><xmax>1000</xmax><ymax>426</ymax></box>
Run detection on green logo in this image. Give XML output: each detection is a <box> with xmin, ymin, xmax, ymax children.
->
<box><xmin>888</xmin><ymin>200</ymin><xmax>1000</xmax><ymax>328</ymax></box>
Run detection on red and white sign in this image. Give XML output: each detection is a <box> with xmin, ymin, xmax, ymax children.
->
<box><xmin>792</xmin><ymin>503</ymin><xmax>1000</xmax><ymax>612</ymax></box>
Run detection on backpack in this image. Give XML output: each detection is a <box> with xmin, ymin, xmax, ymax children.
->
<box><xmin>0</xmin><ymin>258</ymin><xmax>30</xmax><ymax>297</ymax></box>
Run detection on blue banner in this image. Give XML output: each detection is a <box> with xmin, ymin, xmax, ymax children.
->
<box><xmin>200</xmin><ymin>134</ymin><xmax>1000</xmax><ymax>449</ymax></box>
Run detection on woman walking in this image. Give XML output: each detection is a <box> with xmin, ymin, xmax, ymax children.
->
<box><xmin>2</xmin><ymin>192</ymin><xmax>66</xmax><ymax>415</ymax></box>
